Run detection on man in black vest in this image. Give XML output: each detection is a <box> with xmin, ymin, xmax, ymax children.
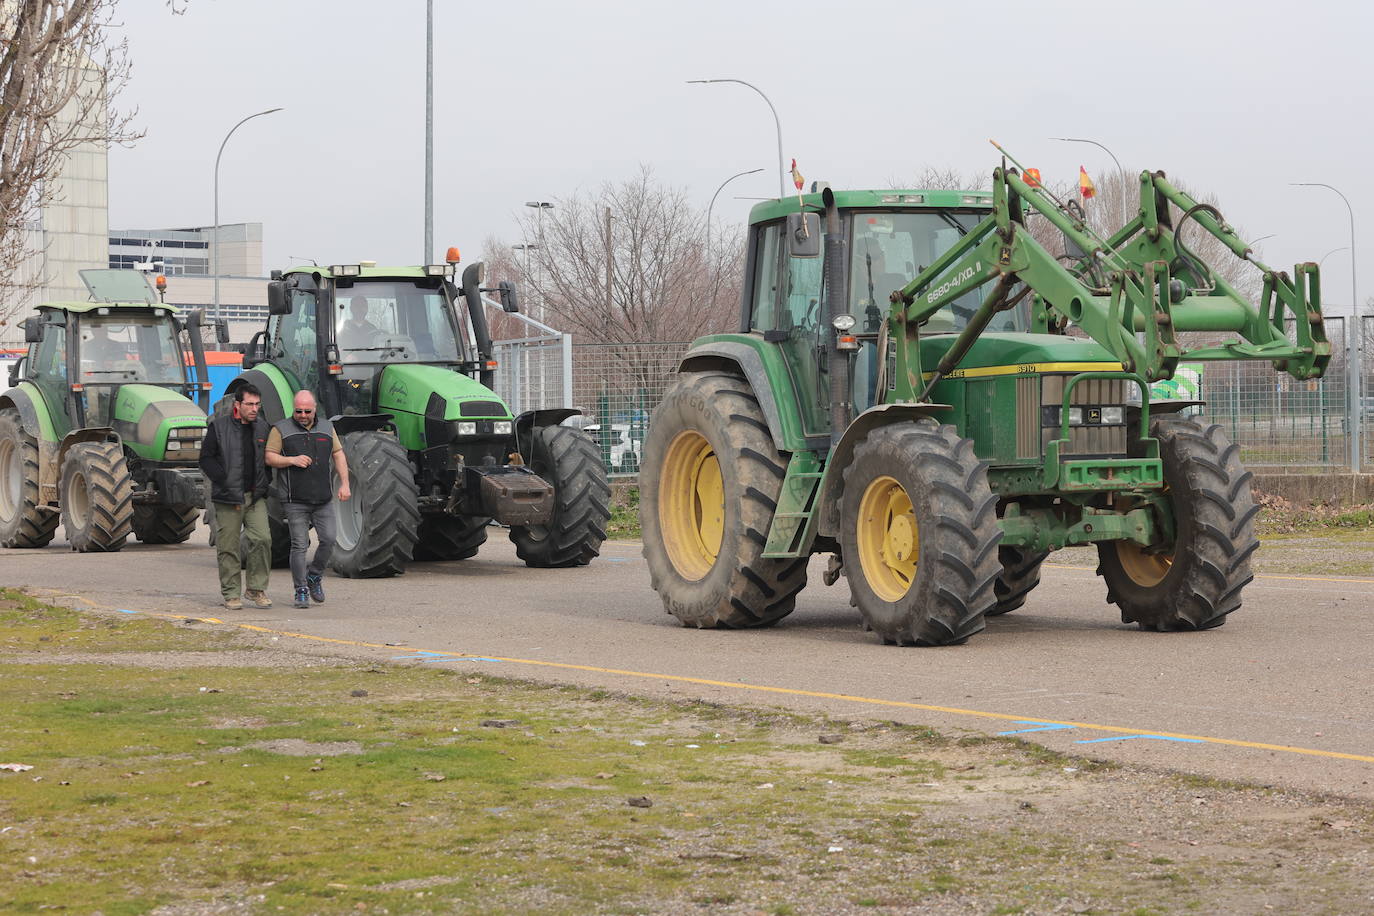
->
<box><xmin>265</xmin><ymin>390</ymin><xmax>351</xmax><ymax>609</ymax></box>
<box><xmin>199</xmin><ymin>384</ymin><xmax>274</xmax><ymax>610</ymax></box>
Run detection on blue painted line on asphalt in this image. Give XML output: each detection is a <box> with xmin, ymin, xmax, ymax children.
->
<box><xmin>998</xmin><ymin>721</ymin><xmax>1077</xmax><ymax>735</ymax></box>
<box><xmin>116</xmin><ymin>609</ymin><xmax>138</xmax><ymax>614</ymax></box>
<box><xmin>419</xmin><ymin>656</ymin><xmax>503</xmax><ymax>663</ymax></box>
<box><xmin>391</xmin><ymin>651</ymin><xmax>447</xmax><ymax>659</ymax></box>
<box><xmin>1076</xmin><ymin>734</ymin><xmax>1204</xmax><ymax>745</ymax></box>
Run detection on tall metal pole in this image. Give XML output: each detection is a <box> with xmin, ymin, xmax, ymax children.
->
<box><xmin>424</xmin><ymin>0</ymin><xmax>433</xmax><ymax>264</ymax></box>
<box><xmin>1050</xmin><ymin>136</ymin><xmax>1128</xmax><ymax>229</ymax></box>
<box><xmin>688</xmin><ymin>79</ymin><xmax>786</xmax><ymax>199</ymax></box>
<box><xmin>214</xmin><ymin>107</ymin><xmax>282</xmax><ymax>321</ymax></box>
<box><xmin>705</xmin><ymin>168</ymin><xmax>763</xmax><ymax>312</ymax></box>
<box><xmin>604</xmin><ymin>207</ymin><xmax>614</xmax><ymax>329</ymax></box>
<box><xmin>1293</xmin><ymin>181</ymin><xmax>1360</xmax><ymax>469</ymax></box>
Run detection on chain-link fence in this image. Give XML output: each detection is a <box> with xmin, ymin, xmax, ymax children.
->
<box><xmin>493</xmin><ymin>319</ymin><xmax>1374</xmax><ymax>479</ymax></box>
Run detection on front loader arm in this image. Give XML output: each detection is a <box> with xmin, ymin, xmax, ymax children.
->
<box><xmin>894</xmin><ymin>167</ymin><xmax>1330</xmax><ymax>384</ymax></box>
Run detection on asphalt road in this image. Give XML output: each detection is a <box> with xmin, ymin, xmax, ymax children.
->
<box><xmin>5</xmin><ymin>528</ymin><xmax>1373</xmax><ymax>802</ymax></box>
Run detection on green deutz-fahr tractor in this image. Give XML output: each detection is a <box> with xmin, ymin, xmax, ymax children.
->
<box><xmin>641</xmin><ymin>163</ymin><xmax>1329</xmax><ymax>645</ymax></box>
<box><xmin>0</xmin><ymin>270</ymin><xmax>223</xmax><ymax>551</ymax></box>
<box><xmin>224</xmin><ymin>258</ymin><xmax>609</xmax><ymax>577</ymax></box>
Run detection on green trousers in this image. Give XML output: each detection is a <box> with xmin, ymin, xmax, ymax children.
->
<box><xmin>213</xmin><ymin>497</ymin><xmax>271</xmax><ymax>601</ymax></box>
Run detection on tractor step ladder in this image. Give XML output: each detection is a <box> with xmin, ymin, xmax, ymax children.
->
<box><xmin>762</xmin><ymin>451</ymin><xmax>824</xmax><ymax>559</ymax></box>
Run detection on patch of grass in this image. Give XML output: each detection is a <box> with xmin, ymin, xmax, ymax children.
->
<box><xmin>607</xmin><ymin>485</ymin><xmax>640</xmax><ymax>540</ymax></box>
<box><xmin>2</xmin><ymin>591</ymin><xmax>1372</xmax><ymax>914</ymax></box>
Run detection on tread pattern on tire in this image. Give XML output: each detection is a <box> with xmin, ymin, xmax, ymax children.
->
<box><xmin>988</xmin><ymin>545</ymin><xmax>1049</xmax><ymax>616</ymax></box>
<box><xmin>0</xmin><ymin>409</ymin><xmax>58</xmax><ymax>548</ymax></box>
<box><xmin>132</xmin><ymin>504</ymin><xmax>201</xmax><ymax>544</ymax></box>
<box><xmin>841</xmin><ymin>422</ymin><xmax>1001</xmax><ymax>646</ymax></box>
<box><xmin>510</xmin><ymin>425</ymin><xmax>611</xmax><ymax>568</ymax></box>
<box><xmin>415</xmin><ymin>513</ymin><xmax>490</xmax><ymax>561</ymax></box>
<box><xmin>641</xmin><ymin>371</ymin><xmax>809</xmax><ymax>629</ymax></box>
<box><xmin>61</xmin><ymin>441</ymin><xmax>134</xmax><ymax>552</ymax></box>
<box><xmin>1097</xmin><ymin>417</ymin><xmax>1256</xmax><ymax>631</ymax></box>
<box><xmin>330</xmin><ymin>431</ymin><xmax>419</xmax><ymax>578</ymax></box>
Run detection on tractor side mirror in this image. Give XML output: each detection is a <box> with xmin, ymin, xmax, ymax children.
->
<box><xmin>22</xmin><ymin>316</ymin><xmax>41</xmax><ymax>343</ymax></box>
<box><xmin>7</xmin><ymin>357</ymin><xmax>23</xmax><ymax>386</ymax></box>
<box><xmin>215</xmin><ymin>318</ymin><xmax>230</xmax><ymax>344</ymax></box>
<box><xmin>267</xmin><ymin>280</ymin><xmax>290</xmax><ymax>315</ymax></box>
<box><xmin>498</xmin><ymin>280</ymin><xmax>520</xmax><ymax>313</ymax></box>
<box><xmin>786</xmin><ymin>212</ymin><xmax>821</xmax><ymax>258</ymax></box>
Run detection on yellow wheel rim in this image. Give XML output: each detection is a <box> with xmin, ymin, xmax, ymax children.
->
<box><xmin>855</xmin><ymin>475</ymin><xmax>918</xmax><ymax>602</ymax></box>
<box><xmin>659</xmin><ymin>430</ymin><xmax>724</xmax><ymax>581</ymax></box>
<box><xmin>1114</xmin><ymin>541</ymin><xmax>1173</xmax><ymax>587</ymax></box>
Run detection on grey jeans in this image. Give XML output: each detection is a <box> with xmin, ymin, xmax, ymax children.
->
<box><xmin>284</xmin><ymin>501</ymin><xmax>337</xmax><ymax>590</ymax></box>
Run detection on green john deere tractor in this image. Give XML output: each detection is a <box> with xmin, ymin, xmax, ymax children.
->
<box><xmin>223</xmin><ymin>258</ymin><xmax>609</xmax><ymax>577</ymax></box>
<box><xmin>0</xmin><ymin>269</ymin><xmax>224</xmax><ymax>552</ymax></box>
<box><xmin>641</xmin><ymin>163</ymin><xmax>1328</xmax><ymax>645</ymax></box>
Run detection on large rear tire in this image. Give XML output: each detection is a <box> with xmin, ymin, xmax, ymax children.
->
<box><xmin>640</xmin><ymin>371</ymin><xmax>808</xmax><ymax>628</ymax></box>
<box><xmin>0</xmin><ymin>409</ymin><xmax>57</xmax><ymax>549</ymax></box>
<box><xmin>509</xmin><ymin>425</ymin><xmax>610</xmax><ymax>567</ymax></box>
<box><xmin>329</xmin><ymin>430</ymin><xmax>419</xmax><ymax>578</ymax></box>
<box><xmin>839</xmin><ymin>422</ymin><xmax>1001</xmax><ymax>646</ymax></box>
<box><xmin>988</xmin><ymin>546</ymin><xmax>1049</xmax><ymax>616</ymax></box>
<box><xmin>1096</xmin><ymin>417</ymin><xmax>1257</xmax><ymax>631</ymax></box>
<box><xmin>60</xmin><ymin>441</ymin><xmax>134</xmax><ymax>552</ymax></box>
<box><xmin>414</xmin><ymin>514</ymin><xmax>490</xmax><ymax>561</ymax></box>
<box><xmin>132</xmin><ymin>504</ymin><xmax>200</xmax><ymax>544</ymax></box>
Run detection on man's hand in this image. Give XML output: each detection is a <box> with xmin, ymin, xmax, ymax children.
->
<box><xmin>338</xmin><ymin>480</ymin><xmax>351</xmax><ymax>501</ymax></box>
<box><xmin>292</xmin><ymin>454</ymin><xmax>312</xmax><ymax>468</ymax></box>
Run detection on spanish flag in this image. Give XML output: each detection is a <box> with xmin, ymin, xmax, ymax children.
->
<box><xmin>1079</xmin><ymin>166</ymin><xmax>1097</xmax><ymax>200</ymax></box>
<box><xmin>791</xmin><ymin>158</ymin><xmax>804</xmax><ymax>192</ymax></box>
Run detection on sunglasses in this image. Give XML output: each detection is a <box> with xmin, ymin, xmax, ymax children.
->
<box><xmin>293</xmin><ymin>408</ymin><xmax>315</xmax><ymax>414</ymax></box>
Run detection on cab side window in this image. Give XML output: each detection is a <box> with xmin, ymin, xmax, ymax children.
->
<box><xmin>748</xmin><ymin>223</ymin><xmax>782</xmax><ymax>332</ymax></box>
<box><xmin>276</xmin><ymin>291</ymin><xmax>320</xmax><ymax>391</ymax></box>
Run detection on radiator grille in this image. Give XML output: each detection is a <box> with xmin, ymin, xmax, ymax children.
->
<box><xmin>460</xmin><ymin>400</ymin><xmax>506</xmax><ymax>418</ymax></box>
<box><xmin>1041</xmin><ymin>376</ymin><xmax>1128</xmax><ymax>457</ymax></box>
<box><xmin>1016</xmin><ymin>376</ymin><xmax>1039</xmax><ymax>458</ymax></box>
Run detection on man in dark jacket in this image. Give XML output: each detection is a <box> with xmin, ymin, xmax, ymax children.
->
<box><xmin>265</xmin><ymin>390</ymin><xmax>351</xmax><ymax>609</ymax></box>
<box><xmin>199</xmin><ymin>384</ymin><xmax>274</xmax><ymax>610</ymax></box>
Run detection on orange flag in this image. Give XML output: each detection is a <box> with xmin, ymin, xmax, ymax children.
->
<box><xmin>1024</xmin><ymin>167</ymin><xmax>1042</xmax><ymax>188</ymax></box>
<box><xmin>1079</xmin><ymin>166</ymin><xmax>1097</xmax><ymax>199</ymax></box>
<box><xmin>791</xmin><ymin>158</ymin><xmax>804</xmax><ymax>191</ymax></box>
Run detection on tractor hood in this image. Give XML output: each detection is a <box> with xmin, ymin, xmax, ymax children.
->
<box><xmin>110</xmin><ymin>383</ymin><xmax>207</xmax><ymax>462</ymax></box>
<box><xmin>377</xmin><ymin>364</ymin><xmax>512</xmax><ymax>421</ymax></box>
<box><xmin>919</xmin><ymin>332</ymin><xmax>1122</xmax><ymax>375</ymax></box>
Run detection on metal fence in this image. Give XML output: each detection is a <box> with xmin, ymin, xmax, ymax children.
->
<box><xmin>491</xmin><ymin>317</ymin><xmax>1374</xmax><ymax>479</ymax></box>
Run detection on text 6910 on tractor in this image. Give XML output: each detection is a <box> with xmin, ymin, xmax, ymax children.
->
<box><xmin>641</xmin><ymin>164</ymin><xmax>1327</xmax><ymax>645</ymax></box>
<box><xmin>1</xmin><ymin>269</ymin><xmax>225</xmax><ymax>551</ymax></box>
<box><xmin>225</xmin><ymin>256</ymin><xmax>609</xmax><ymax>577</ymax></box>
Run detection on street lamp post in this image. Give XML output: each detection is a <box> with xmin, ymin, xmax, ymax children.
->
<box><xmin>1292</xmin><ymin>181</ymin><xmax>1360</xmax><ymax>467</ymax></box>
<box><xmin>1050</xmin><ymin>136</ymin><xmax>1128</xmax><ymax>229</ymax></box>
<box><xmin>1319</xmin><ymin>246</ymin><xmax>1350</xmax><ymax>268</ymax></box>
<box><xmin>704</xmin><ymin>168</ymin><xmax>763</xmax><ymax>312</ymax></box>
<box><xmin>523</xmin><ymin>201</ymin><xmax>554</xmax><ymax>323</ymax></box>
<box><xmin>214</xmin><ymin>107</ymin><xmax>282</xmax><ymax>322</ymax></box>
<box><xmin>688</xmin><ymin>79</ymin><xmax>786</xmax><ymax>199</ymax></box>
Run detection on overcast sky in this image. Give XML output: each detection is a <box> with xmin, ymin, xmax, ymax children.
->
<box><xmin>107</xmin><ymin>0</ymin><xmax>1372</xmax><ymax>311</ymax></box>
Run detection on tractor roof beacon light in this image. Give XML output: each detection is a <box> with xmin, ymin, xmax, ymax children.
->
<box><xmin>446</xmin><ymin>247</ymin><xmax>461</xmax><ymax>264</ymax></box>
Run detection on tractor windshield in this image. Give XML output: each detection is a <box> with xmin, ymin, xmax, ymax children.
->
<box><xmin>78</xmin><ymin>314</ymin><xmax>186</xmax><ymax>385</ymax></box>
<box><xmin>849</xmin><ymin>210</ymin><xmax>1029</xmax><ymax>334</ymax></box>
<box><xmin>334</xmin><ymin>279</ymin><xmax>464</xmax><ymax>364</ymax></box>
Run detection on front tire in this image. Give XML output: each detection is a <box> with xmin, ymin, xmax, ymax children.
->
<box><xmin>0</xmin><ymin>409</ymin><xmax>57</xmax><ymax>549</ymax></box>
<box><xmin>132</xmin><ymin>504</ymin><xmax>200</xmax><ymax>544</ymax></box>
<box><xmin>329</xmin><ymin>430</ymin><xmax>419</xmax><ymax>578</ymax></box>
<box><xmin>640</xmin><ymin>371</ymin><xmax>808</xmax><ymax>628</ymax></box>
<box><xmin>414</xmin><ymin>514</ymin><xmax>490</xmax><ymax>561</ymax></box>
<box><xmin>988</xmin><ymin>546</ymin><xmax>1049</xmax><ymax>616</ymax></box>
<box><xmin>839</xmin><ymin>422</ymin><xmax>1001</xmax><ymax>646</ymax></box>
<box><xmin>1096</xmin><ymin>417</ymin><xmax>1257</xmax><ymax>631</ymax></box>
<box><xmin>509</xmin><ymin>426</ymin><xmax>610</xmax><ymax>567</ymax></box>
<box><xmin>60</xmin><ymin>441</ymin><xmax>134</xmax><ymax>552</ymax></box>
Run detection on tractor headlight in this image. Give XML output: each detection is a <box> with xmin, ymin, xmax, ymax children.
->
<box><xmin>1066</xmin><ymin>407</ymin><xmax>1083</xmax><ymax>426</ymax></box>
<box><xmin>456</xmin><ymin>421</ymin><xmax>477</xmax><ymax>436</ymax></box>
<box><xmin>1099</xmin><ymin>406</ymin><xmax>1125</xmax><ymax>425</ymax></box>
<box><xmin>166</xmin><ymin>440</ymin><xmax>181</xmax><ymax>452</ymax></box>
<box><xmin>493</xmin><ymin>421</ymin><xmax>513</xmax><ymax>435</ymax></box>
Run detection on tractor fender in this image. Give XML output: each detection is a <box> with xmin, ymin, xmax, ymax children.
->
<box><xmin>679</xmin><ymin>343</ymin><xmax>791</xmax><ymax>454</ymax></box>
<box><xmin>813</xmin><ymin>403</ymin><xmax>952</xmax><ymax>539</ymax></box>
<box><xmin>1130</xmin><ymin>399</ymin><xmax>1205</xmax><ymax>420</ymax></box>
<box><xmin>0</xmin><ymin>385</ymin><xmax>48</xmax><ymax>441</ymax></box>
<box><xmin>332</xmin><ymin>413</ymin><xmax>396</xmax><ymax>437</ymax></box>
<box><xmin>58</xmin><ymin>427</ymin><xmax>120</xmax><ymax>469</ymax></box>
<box><xmin>513</xmin><ymin>408</ymin><xmax>581</xmax><ymax>464</ymax></box>
<box><xmin>225</xmin><ymin>368</ymin><xmax>290</xmax><ymax>424</ymax></box>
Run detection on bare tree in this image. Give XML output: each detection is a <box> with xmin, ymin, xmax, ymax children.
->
<box><xmin>1</xmin><ymin>0</ymin><xmax>142</xmax><ymax>324</ymax></box>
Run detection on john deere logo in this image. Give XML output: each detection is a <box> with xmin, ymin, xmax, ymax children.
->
<box><xmin>1087</xmin><ymin>407</ymin><xmax>1102</xmax><ymax>424</ymax></box>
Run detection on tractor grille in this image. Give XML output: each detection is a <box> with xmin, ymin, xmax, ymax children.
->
<box><xmin>1040</xmin><ymin>375</ymin><xmax>1128</xmax><ymax>457</ymax></box>
<box><xmin>460</xmin><ymin>400</ymin><xmax>505</xmax><ymax>417</ymax></box>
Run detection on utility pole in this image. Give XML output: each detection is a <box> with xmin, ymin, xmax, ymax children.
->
<box><xmin>604</xmin><ymin>207</ymin><xmax>614</xmax><ymax>332</ymax></box>
<box><xmin>423</xmin><ymin>0</ymin><xmax>434</xmax><ymax>264</ymax></box>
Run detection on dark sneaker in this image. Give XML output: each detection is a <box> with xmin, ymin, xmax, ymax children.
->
<box><xmin>307</xmin><ymin>573</ymin><xmax>325</xmax><ymax>604</ymax></box>
<box><xmin>293</xmin><ymin>587</ymin><xmax>310</xmax><ymax>609</ymax></box>
<box><xmin>245</xmin><ymin>590</ymin><xmax>272</xmax><ymax>609</ymax></box>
